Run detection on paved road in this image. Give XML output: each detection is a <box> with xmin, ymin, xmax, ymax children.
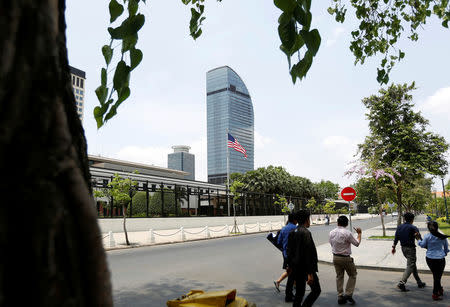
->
<box><xmin>108</xmin><ymin>216</ymin><xmax>448</xmax><ymax>306</ymax></box>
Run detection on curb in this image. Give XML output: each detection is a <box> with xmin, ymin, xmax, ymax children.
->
<box><xmin>318</xmin><ymin>260</ymin><xmax>450</xmax><ymax>276</ymax></box>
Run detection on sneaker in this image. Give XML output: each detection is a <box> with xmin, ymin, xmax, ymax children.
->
<box><xmin>417</xmin><ymin>282</ymin><xmax>426</xmax><ymax>288</ymax></box>
<box><xmin>432</xmin><ymin>294</ymin><xmax>442</xmax><ymax>301</ymax></box>
<box><xmin>273</xmin><ymin>281</ymin><xmax>280</xmax><ymax>293</ymax></box>
<box><xmin>345</xmin><ymin>296</ymin><xmax>355</xmax><ymax>305</ymax></box>
<box><xmin>397</xmin><ymin>283</ymin><xmax>408</xmax><ymax>292</ymax></box>
<box><xmin>337</xmin><ymin>296</ymin><xmax>347</xmax><ymax>304</ymax></box>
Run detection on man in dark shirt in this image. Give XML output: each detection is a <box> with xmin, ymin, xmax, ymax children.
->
<box><xmin>391</xmin><ymin>212</ymin><xmax>426</xmax><ymax>291</ymax></box>
<box><xmin>287</xmin><ymin>210</ymin><xmax>321</xmax><ymax>307</ymax></box>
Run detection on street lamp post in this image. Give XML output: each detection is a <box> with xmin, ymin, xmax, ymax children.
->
<box><xmin>442</xmin><ymin>178</ymin><xmax>449</xmax><ymax>221</ymax></box>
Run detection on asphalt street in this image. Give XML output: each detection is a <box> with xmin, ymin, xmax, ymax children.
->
<box><xmin>107</xmin><ymin>216</ymin><xmax>449</xmax><ymax>306</ymax></box>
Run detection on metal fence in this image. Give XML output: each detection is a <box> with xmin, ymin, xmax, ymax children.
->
<box><xmin>92</xmin><ymin>173</ymin><xmax>313</xmax><ymax>218</ymax></box>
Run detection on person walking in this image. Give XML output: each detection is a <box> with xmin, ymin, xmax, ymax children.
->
<box><xmin>274</xmin><ymin>213</ymin><xmax>298</xmax><ymax>302</ymax></box>
<box><xmin>329</xmin><ymin>216</ymin><xmax>362</xmax><ymax>305</ymax></box>
<box><xmin>391</xmin><ymin>212</ymin><xmax>426</xmax><ymax>291</ymax></box>
<box><xmin>418</xmin><ymin>221</ymin><xmax>449</xmax><ymax>301</ymax></box>
<box><xmin>287</xmin><ymin>210</ymin><xmax>321</xmax><ymax>307</ymax></box>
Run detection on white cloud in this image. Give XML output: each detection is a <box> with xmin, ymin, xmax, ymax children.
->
<box><xmin>420</xmin><ymin>86</ymin><xmax>450</xmax><ymax>118</ymax></box>
<box><xmin>255</xmin><ymin>130</ymin><xmax>273</xmax><ymax>149</ymax></box>
<box><xmin>322</xmin><ymin>135</ymin><xmax>358</xmax><ymax>160</ymax></box>
<box><xmin>326</xmin><ymin>26</ymin><xmax>345</xmax><ymax>47</ymax></box>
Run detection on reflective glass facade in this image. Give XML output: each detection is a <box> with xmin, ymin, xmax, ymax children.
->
<box><xmin>207</xmin><ymin>66</ymin><xmax>254</xmax><ymax>184</ymax></box>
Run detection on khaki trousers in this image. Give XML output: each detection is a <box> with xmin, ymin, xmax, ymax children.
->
<box><xmin>333</xmin><ymin>255</ymin><xmax>357</xmax><ymax>297</ymax></box>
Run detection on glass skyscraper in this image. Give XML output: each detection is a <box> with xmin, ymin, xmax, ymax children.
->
<box><xmin>207</xmin><ymin>66</ymin><xmax>254</xmax><ymax>184</ymax></box>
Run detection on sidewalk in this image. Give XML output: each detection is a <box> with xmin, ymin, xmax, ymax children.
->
<box><xmin>316</xmin><ymin>220</ymin><xmax>450</xmax><ymax>274</ymax></box>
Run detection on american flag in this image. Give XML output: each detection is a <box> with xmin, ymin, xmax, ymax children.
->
<box><xmin>228</xmin><ymin>133</ymin><xmax>247</xmax><ymax>158</ymax></box>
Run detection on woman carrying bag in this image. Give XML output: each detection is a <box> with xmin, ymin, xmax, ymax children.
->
<box><xmin>417</xmin><ymin>221</ymin><xmax>449</xmax><ymax>301</ymax></box>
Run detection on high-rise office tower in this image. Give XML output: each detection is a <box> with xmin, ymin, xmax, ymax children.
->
<box><xmin>69</xmin><ymin>66</ymin><xmax>86</xmax><ymax>122</ymax></box>
<box><xmin>207</xmin><ymin>66</ymin><xmax>254</xmax><ymax>184</ymax></box>
<box><xmin>168</xmin><ymin>145</ymin><xmax>195</xmax><ymax>180</ymax></box>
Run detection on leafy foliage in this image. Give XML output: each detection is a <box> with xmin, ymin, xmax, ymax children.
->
<box><xmin>274</xmin><ymin>194</ymin><xmax>289</xmax><ymax>213</ymax></box>
<box><xmin>96</xmin><ymin>173</ymin><xmax>137</xmax><ymax>207</ymax></box>
<box><xmin>230</xmin><ymin>165</ymin><xmax>323</xmax><ymax>201</ymax></box>
<box><xmin>315</xmin><ymin>180</ymin><xmax>340</xmax><ymax>199</ymax></box>
<box><xmin>358</xmin><ymin>83</ymin><xmax>449</xmax><ymax>179</ymax></box>
<box><xmin>95</xmin><ymin>0</ymin><xmax>146</xmax><ymax>128</ymax></box>
<box><xmin>323</xmin><ymin>200</ymin><xmax>336</xmax><ymax>214</ymax></box>
<box><xmin>328</xmin><ymin>0</ymin><xmax>450</xmax><ymax>84</ymax></box>
<box><xmin>96</xmin><ymin>0</ymin><xmax>450</xmax><ymax>127</ymax></box>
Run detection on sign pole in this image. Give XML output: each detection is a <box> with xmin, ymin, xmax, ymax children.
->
<box><xmin>348</xmin><ymin>201</ymin><xmax>352</xmax><ymax>233</ymax></box>
<box><xmin>341</xmin><ymin>187</ymin><xmax>357</xmax><ymax>233</ymax></box>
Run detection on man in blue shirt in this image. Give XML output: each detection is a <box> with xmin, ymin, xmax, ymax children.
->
<box><xmin>274</xmin><ymin>212</ymin><xmax>298</xmax><ymax>302</ymax></box>
<box><xmin>391</xmin><ymin>212</ymin><xmax>426</xmax><ymax>291</ymax></box>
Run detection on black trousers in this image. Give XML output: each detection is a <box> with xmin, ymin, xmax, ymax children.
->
<box><xmin>293</xmin><ymin>272</ymin><xmax>321</xmax><ymax>307</ymax></box>
<box><xmin>426</xmin><ymin>257</ymin><xmax>445</xmax><ymax>295</ymax></box>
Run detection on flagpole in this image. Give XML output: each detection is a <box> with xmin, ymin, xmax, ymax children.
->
<box><xmin>226</xmin><ymin>128</ymin><xmax>230</xmax><ymax>217</ymax></box>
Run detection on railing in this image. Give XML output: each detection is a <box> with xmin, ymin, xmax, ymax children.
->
<box><xmin>103</xmin><ymin>220</ymin><xmax>284</xmax><ymax>248</ymax></box>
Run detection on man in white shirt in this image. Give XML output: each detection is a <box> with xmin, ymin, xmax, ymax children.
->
<box><xmin>329</xmin><ymin>216</ymin><xmax>362</xmax><ymax>305</ymax></box>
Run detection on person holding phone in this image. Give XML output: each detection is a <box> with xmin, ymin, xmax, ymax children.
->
<box><xmin>329</xmin><ymin>216</ymin><xmax>362</xmax><ymax>305</ymax></box>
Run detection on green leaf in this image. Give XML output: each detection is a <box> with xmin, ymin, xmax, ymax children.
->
<box><xmin>290</xmin><ymin>50</ymin><xmax>313</xmax><ymax>83</ymax></box>
<box><xmin>300</xmin><ymin>0</ymin><xmax>312</xmax><ymax>11</ymax></box>
<box><xmin>399</xmin><ymin>50</ymin><xmax>405</xmax><ymax>59</ymax></box>
<box><xmin>104</xmin><ymin>105</ymin><xmax>118</xmax><ymax>122</ymax></box>
<box><xmin>108</xmin><ymin>14</ymin><xmax>145</xmax><ymax>39</ymax></box>
<box><xmin>94</xmin><ymin>106</ymin><xmax>104</xmax><ymax>128</ymax></box>
<box><xmin>278</xmin><ymin>13</ymin><xmax>297</xmax><ymax>51</ymax></box>
<box><xmin>130</xmin><ymin>48</ymin><xmax>143</xmax><ymax>70</ymax></box>
<box><xmin>101</xmin><ymin>68</ymin><xmax>107</xmax><ymax>86</ymax></box>
<box><xmin>109</xmin><ymin>0</ymin><xmax>124</xmax><ymax>23</ymax></box>
<box><xmin>95</xmin><ymin>85</ymin><xmax>108</xmax><ymax>104</ymax></box>
<box><xmin>302</xmin><ymin>29</ymin><xmax>321</xmax><ymax>56</ymax></box>
<box><xmin>122</xmin><ymin>33</ymin><xmax>138</xmax><ymax>52</ymax></box>
<box><xmin>128</xmin><ymin>0</ymin><xmax>139</xmax><ymax>16</ymax></box>
<box><xmin>327</xmin><ymin>7</ymin><xmax>335</xmax><ymax>15</ymax></box>
<box><xmin>102</xmin><ymin>45</ymin><xmax>113</xmax><ymax>65</ymax></box>
<box><xmin>117</xmin><ymin>87</ymin><xmax>131</xmax><ymax>104</ymax></box>
<box><xmin>443</xmin><ymin>20</ymin><xmax>449</xmax><ymax>28</ymax></box>
<box><xmin>113</xmin><ymin>60</ymin><xmax>130</xmax><ymax>90</ymax></box>
<box><xmin>274</xmin><ymin>0</ymin><xmax>297</xmax><ymax>13</ymax></box>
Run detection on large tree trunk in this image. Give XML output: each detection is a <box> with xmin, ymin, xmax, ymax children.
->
<box><xmin>0</xmin><ymin>1</ymin><xmax>112</xmax><ymax>305</ymax></box>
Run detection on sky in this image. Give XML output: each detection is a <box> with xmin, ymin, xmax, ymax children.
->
<box><xmin>65</xmin><ymin>0</ymin><xmax>450</xmax><ymax>190</ymax></box>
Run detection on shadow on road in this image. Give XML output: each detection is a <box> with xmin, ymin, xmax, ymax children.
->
<box><xmin>113</xmin><ymin>277</ymin><xmax>448</xmax><ymax>307</ymax></box>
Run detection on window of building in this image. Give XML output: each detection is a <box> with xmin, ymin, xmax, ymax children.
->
<box><xmin>76</xmin><ymin>77</ymin><xmax>79</xmax><ymax>87</ymax></box>
<box><xmin>80</xmin><ymin>90</ymin><xmax>83</xmax><ymax>95</ymax></box>
<box><xmin>79</xmin><ymin>96</ymin><xmax>83</xmax><ymax>101</ymax></box>
<box><xmin>72</xmin><ymin>76</ymin><xmax>75</xmax><ymax>85</ymax></box>
<box><xmin>79</xmin><ymin>102</ymin><xmax>83</xmax><ymax>106</ymax></box>
<box><xmin>78</xmin><ymin>108</ymin><xmax>82</xmax><ymax>112</ymax></box>
<box><xmin>80</xmin><ymin>79</ymin><xmax>84</xmax><ymax>88</ymax></box>
<box><xmin>75</xmin><ymin>89</ymin><xmax>79</xmax><ymax>94</ymax></box>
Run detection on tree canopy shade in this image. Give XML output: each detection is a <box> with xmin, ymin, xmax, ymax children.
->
<box><xmin>95</xmin><ymin>0</ymin><xmax>450</xmax><ymax>126</ymax></box>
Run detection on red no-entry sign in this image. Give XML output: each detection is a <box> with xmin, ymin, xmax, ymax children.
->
<box><xmin>341</xmin><ymin>187</ymin><xmax>356</xmax><ymax>202</ymax></box>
